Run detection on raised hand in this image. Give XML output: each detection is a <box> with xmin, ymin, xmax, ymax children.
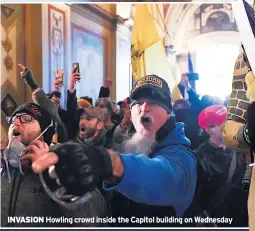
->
<box><xmin>18</xmin><ymin>63</ymin><xmax>39</xmax><ymax>91</ymax></box>
<box><xmin>69</xmin><ymin>66</ymin><xmax>80</xmax><ymax>94</ymax></box>
<box><xmin>180</xmin><ymin>73</ymin><xmax>192</xmax><ymax>91</ymax></box>
<box><xmin>21</xmin><ymin>140</ymin><xmax>50</xmax><ymax>162</ymax></box>
<box><xmin>104</xmin><ymin>78</ymin><xmax>113</xmax><ymax>88</ymax></box>
<box><xmin>54</xmin><ymin>70</ymin><xmax>64</xmax><ymax>91</ymax></box>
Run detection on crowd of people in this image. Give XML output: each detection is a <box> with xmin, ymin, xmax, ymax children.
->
<box><xmin>0</xmin><ymin>50</ymin><xmax>254</xmax><ymax>228</ymax></box>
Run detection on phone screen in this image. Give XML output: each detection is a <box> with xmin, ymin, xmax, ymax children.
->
<box><xmin>72</xmin><ymin>63</ymin><xmax>80</xmax><ymax>73</ymax></box>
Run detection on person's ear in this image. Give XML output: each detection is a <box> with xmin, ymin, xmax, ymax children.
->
<box><xmin>204</xmin><ymin>127</ymin><xmax>212</xmax><ymax>136</ymax></box>
<box><xmin>97</xmin><ymin>122</ymin><xmax>104</xmax><ymax>130</ymax></box>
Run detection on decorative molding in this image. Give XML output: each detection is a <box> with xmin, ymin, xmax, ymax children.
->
<box><xmin>1</xmin><ymin>4</ymin><xmax>25</xmax><ymax>135</ymax></box>
<box><xmin>71</xmin><ymin>4</ymin><xmax>114</xmax><ymax>30</ymax></box>
<box><xmin>113</xmin><ymin>15</ymin><xmax>132</xmax><ymax>33</ymax></box>
<box><xmin>1</xmin><ymin>5</ymin><xmax>15</xmax><ymax>19</ymax></box>
<box><xmin>48</xmin><ymin>4</ymin><xmax>66</xmax><ymax>92</ymax></box>
<box><xmin>1</xmin><ymin>79</ymin><xmax>20</xmax><ymax>130</ymax></box>
<box><xmin>1</xmin><ymin>78</ymin><xmax>16</xmax><ymax>92</ymax></box>
<box><xmin>1</xmin><ymin>93</ymin><xmax>18</xmax><ymax>117</ymax></box>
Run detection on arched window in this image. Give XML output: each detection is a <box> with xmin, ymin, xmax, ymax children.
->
<box><xmin>206</xmin><ymin>12</ymin><xmax>230</xmax><ymax>28</ymax></box>
<box><xmin>201</xmin><ymin>11</ymin><xmax>237</xmax><ymax>33</ymax></box>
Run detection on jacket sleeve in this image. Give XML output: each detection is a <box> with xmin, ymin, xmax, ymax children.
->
<box><xmin>67</xmin><ymin>89</ymin><xmax>78</xmax><ymax>118</ymax></box>
<box><xmin>99</xmin><ymin>87</ymin><xmax>110</xmax><ymax>98</ymax></box>
<box><xmin>103</xmin><ymin>146</ymin><xmax>197</xmax><ymax>207</ymax></box>
<box><xmin>187</xmin><ymin>89</ymin><xmax>202</xmax><ymax>113</ymax></box>
<box><xmin>32</xmin><ymin>89</ymin><xmax>67</xmax><ymax>143</ymax></box>
<box><xmin>58</xmin><ymin>189</ymin><xmax>107</xmax><ymax>226</ymax></box>
<box><xmin>65</xmin><ymin>89</ymin><xmax>80</xmax><ymax>140</ymax></box>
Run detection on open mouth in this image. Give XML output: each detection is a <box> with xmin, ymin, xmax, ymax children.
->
<box><xmin>80</xmin><ymin>127</ymin><xmax>86</xmax><ymax>132</ymax></box>
<box><xmin>13</xmin><ymin>129</ymin><xmax>21</xmax><ymax>137</ymax></box>
<box><xmin>140</xmin><ymin>115</ymin><xmax>153</xmax><ymax>128</ymax></box>
<box><xmin>80</xmin><ymin>125</ymin><xmax>87</xmax><ymax>133</ymax></box>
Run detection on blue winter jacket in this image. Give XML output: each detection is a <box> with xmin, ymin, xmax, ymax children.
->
<box><xmin>104</xmin><ymin>122</ymin><xmax>197</xmax><ymax>217</ymax></box>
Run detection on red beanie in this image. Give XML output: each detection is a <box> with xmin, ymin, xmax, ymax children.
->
<box><xmin>198</xmin><ymin>105</ymin><xmax>227</xmax><ymax>128</ymax></box>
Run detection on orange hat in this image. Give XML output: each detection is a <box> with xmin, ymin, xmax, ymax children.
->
<box><xmin>198</xmin><ymin>105</ymin><xmax>227</xmax><ymax>128</ymax></box>
<box><xmin>77</xmin><ymin>98</ymin><xmax>92</xmax><ymax>107</ymax></box>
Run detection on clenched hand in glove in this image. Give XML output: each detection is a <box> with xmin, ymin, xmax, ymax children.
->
<box><xmin>22</xmin><ymin>142</ymin><xmax>122</xmax><ymax>196</ymax></box>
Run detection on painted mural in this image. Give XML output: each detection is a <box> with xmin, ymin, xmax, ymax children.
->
<box><xmin>72</xmin><ymin>24</ymin><xmax>106</xmax><ymax>105</ymax></box>
<box><xmin>48</xmin><ymin>5</ymin><xmax>66</xmax><ymax>99</ymax></box>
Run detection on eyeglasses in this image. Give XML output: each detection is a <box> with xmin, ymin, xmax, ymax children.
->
<box><xmin>11</xmin><ymin>114</ymin><xmax>33</xmax><ymax>124</ymax></box>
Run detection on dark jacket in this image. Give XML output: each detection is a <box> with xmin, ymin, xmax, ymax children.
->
<box><xmin>1</xmin><ymin>150</ymin><xmax>107</xmax><ymax>227</ymax></box>
<box><xmin>65</xmin><ymin>87</ymin><xmax>110</xmax><ymax>140</ymax></box>
<box><xmin>1</xmin><ymin>167</ymin><xmax>64</xmax><ymax>227</ymax></box>
<box><xmin>191</xmin><ymin>141</ymin><xmax>248</xmax><ymax>227</ymax></box>
<box><xmin>177</xmin><ymin>86</ymin><xmax>208</xmax><ymax>150</ymax></box>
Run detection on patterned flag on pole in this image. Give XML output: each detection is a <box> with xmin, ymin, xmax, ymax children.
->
<box><xmin>232</xmin><ymin>0</ymin><xmax>255</xmax><ymax>73</ymax></box>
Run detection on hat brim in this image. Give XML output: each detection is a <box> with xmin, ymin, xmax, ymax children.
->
<box><xmin>79</xmin><ymin>108</ymin><xmax>105</xmax><ymax>122</ymax></box>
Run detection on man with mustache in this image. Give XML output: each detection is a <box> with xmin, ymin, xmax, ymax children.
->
<box><xmin>24</xmin><ymin>75</ymin><xmax>197</xmax><ymax>227</ymax></box>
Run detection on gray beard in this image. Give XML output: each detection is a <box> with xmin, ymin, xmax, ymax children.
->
<box><xmin>122</xmin><ymin>132</ymin><xmax>157</xmax><ymax>155</ymax></box>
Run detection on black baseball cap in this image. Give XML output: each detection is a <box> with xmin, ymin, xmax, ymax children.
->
<box><xmin>130</xmin><ymin>75</ymin><xmax>172</xmax><ymax>113</ymax></box>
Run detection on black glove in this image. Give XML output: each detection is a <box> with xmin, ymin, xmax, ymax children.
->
<box><xmin>21</xmin><ymin>68</ymin><xmax>39</xmax><ymax>90</ymax></box>
<box><xmin>49</xmin><ymin>142</ymin><xmax>113</xmax><ymax>196</ymax></box>
<box><xmin>245</xmin><ymin>101</ymin><xmax>255</xmax><ymax>151</ymax></box>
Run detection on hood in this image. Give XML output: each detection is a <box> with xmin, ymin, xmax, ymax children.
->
<box><xmin>155</xmin><ymin>122</ymin><xmax>191</xmax><ymax>150</ymax></box>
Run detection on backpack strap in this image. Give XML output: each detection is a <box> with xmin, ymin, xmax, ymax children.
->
<box><xmin>205</xmin><ymin>150</ymin><xmax>237</xmax><ymax>213</ymax></box>
<box><xmin>242</xmin><ymin>150</ymin><xmax>254</xmax><ymax>190</ymax></box>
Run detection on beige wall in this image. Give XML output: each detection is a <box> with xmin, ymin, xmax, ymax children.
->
<box><xmin>25</xmin><ymin>4</ymin><xmax>43</xmax><ymax>102</ymax></box>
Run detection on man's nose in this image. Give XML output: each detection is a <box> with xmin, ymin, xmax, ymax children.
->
<box><xmin>13</xmin><ymin>117</ymin><xmax>21</xmax><ymax>126</ymax></box>
<box><xmin>140</xmin><ymin>101</ymin><xmax>150</xmax><ymax>113</ymax></box>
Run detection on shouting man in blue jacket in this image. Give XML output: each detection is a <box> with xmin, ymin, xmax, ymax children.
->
<box><xmin>24</xmin><ymin>75</ymin><xmax>197</xmax><ymax>227</ymax></box>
